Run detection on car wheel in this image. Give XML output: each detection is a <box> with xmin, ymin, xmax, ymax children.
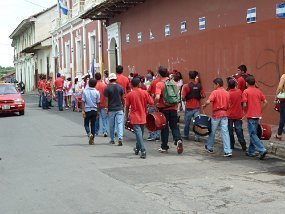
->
<box><xmin>19</xmin><ymin>110</ymin><xmax>25</xmax><ymax>116</ymax></box>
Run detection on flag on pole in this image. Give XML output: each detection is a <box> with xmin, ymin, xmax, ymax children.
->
<box><xmin>58</xmin><ymin>0</ymin><xmax>68</xmax><ymax>15</ymax></box>
<box><xmin>91</xmin><ymin>57</ymin><xmax>95</xmax><ymax>78</ymax></box>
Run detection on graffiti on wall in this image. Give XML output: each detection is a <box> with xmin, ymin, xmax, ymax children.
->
<box><xmin>167</xmin><ymin>57</ymin><xmax>186</xmax><ymax>71</ymax></box>
<box><xmin>256</xmin><ymin>45</ymin><xmax>284</xmax><ymax>88</ymax></box>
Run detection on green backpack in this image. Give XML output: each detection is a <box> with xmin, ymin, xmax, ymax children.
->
<box><xmin>163</xmin><ymin>79</ymin><xmax>179</xmax><ymax>106</ymax></box>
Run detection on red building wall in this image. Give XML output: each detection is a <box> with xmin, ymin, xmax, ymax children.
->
<box><xmin>106</xmin><ymin>0</ymin><xmax>285</xmax><ymax>124</ymax></box>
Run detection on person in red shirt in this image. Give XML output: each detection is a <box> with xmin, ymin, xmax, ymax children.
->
<box><xmin>54</xmin><ymin>73</ymin><xmax>64</xmax><ymax>111</ymax></box>
<box><xmin>202</xmin><ymin>78</ymin><xmax>232</xmax><ymax>157</ymax></box>
<box><xmin>125</xmin><ymin>77</ymin><xmax>154</xmax><ymax>159</ymax></box>
<box><xmin>116</xmin><ymin>65</ymin><xmax>130</xmax><ymax>94</ymax></box>
<box><xmin>146</xmin><ymin>73</ymin><xmax>161</xmax><ymax>141</ymax></box>
<box><xmin>227</xmin><ymin>78</ymin><xmax>247</xmax><ymax>150</ymax></box>
<box><xmin>235</xmin><ymin>64</ymin><xmax>252</xmax><ymax>92</ymax></box>
<box><xmin>37</xmin><ymin>74</ymin><xmax>43</xmax><ymax>107</ymax></box>
<box><xmin>94</xmin><ymin>72</ymin><xmax>108</xmax><ymax>137</ymax></box>
<box><xmin>155</xmin><ymin>66</ymin><xmax>183</xmax><ymax>154</ymax></box>
<box><xmin>242</xmin><ymin>76</ymin><xmax>268</xmax><ymax>160</ymax></box>
<box><xmin>46</xmin><ymin>76</ymin><xmax>54</xmax><ymax>107</ymax></box>
<box><xmin>41</xmin><ymin>75</ymin><xmax>50</xmax><ymax>110</ymax></box>
<box><xmin>182</xmin><ymin>71</ymin><xmax>205</xmax><ymax>142</ymax></box>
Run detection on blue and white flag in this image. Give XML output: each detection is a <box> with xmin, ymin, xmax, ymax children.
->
<box><xmin>90</xmin><ymin>57</ymin><xmax>95</xmax><ymax>78</ymax></box>
<box><xmin>199</xmin><ymin>17</ymin><xmax>206</xmax><ymax>30</ymax></box>
<box><xmin>276</xmin><ymin>3</ymin><xmax>285</xmax><ymax>18</ymax></box>
<box><xmin>58</xmin><ymin>0</ymin><xmax>68</xmax><ymax>15</ymax></box>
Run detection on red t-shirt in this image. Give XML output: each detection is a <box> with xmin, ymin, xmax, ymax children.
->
<box><xmin>237</xmin><ymin>76</ymin><xmax>246</xmax><ymax>92</ymax></box>
<box><xmin>181</xmin><ymin>80</ymin><xmax>205</xmax><ymax>109</ymax></box>
<box><xmin>116</xmin><ymin>74</ymin><xmax>130</xmax><ymax>93</ymax></box>
<box><xmin>207</xmin><ymin>87</ymin><xmax>230</xmax><ymax>118</ymax></box>
<box><xmin>155</xmin><ymin>77</ymin><xmax>178</xmax><ymax>111</ymax></box>
<box><xmin>38</xmin><ymin>80</ymin><xmax>43</xmax><ymax>90</ymax></box>
<box><xmin>95</xmin><ymin>81</ymin><xmax>107</xmax><ymax>108</ymax></box>
<box><xmin>125</xmin><ymin>88</ymin><xmax>154</xmax><ymax>124</ymax></box>
<box><xmin>54</xmin><ymin>77</ymin><xmax>64</xmax><ymax>91</ymax></box>
<box><xmin>148</xmin><ymin>78</ymin><xmax>161</xmax><ymax>95</ymax></box>
<box><xmin>242</xmin><ymin>86</ymin><xmax>266</xmax><ymax>118</ymax></box>
<box><xmin>228</xmin><ymin>89</ymin><xmax>243</xmax><ymax>119</ymax></box>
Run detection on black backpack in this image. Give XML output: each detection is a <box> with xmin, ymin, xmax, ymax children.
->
<box><xmin>185</xmin><ymin>82</ymin><xmax>202</xmax><ymax>101</ymax></box>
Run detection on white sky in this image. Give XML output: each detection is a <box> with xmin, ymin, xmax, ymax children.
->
<box><xmin>0</xmin><ymin>0</ymin><xmax>55</xmax><ymax>67</ymax></box>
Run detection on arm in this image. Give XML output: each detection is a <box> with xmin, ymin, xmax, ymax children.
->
<box><xmin>276</xmin><ymin>77</ymin><xmax>285</xmax><ymax>95</ymax></box>
<box><xmin>202</xmin><ymin>100</ymin><xmax>211</xmax><ymax>108</ymax></box>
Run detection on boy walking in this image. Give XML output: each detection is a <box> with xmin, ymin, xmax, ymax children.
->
<box><xmin>155</xmin><ymin>66</ymin><xmax>183</xmax><ymax>154</ymax></box>
<box><xmin>203</xmin><ymin>78</ymin><xmax>232</xmax><ymax>157</ymax></box>
<box><xmin>242</xmin><ymin>76</ymin><xmax>268</xmax><ymax>160</ymax></box>
<box><xmin>227</xmin><ymin>78</ymin><xmax>247</xmax><ymax>150</ymax></box>
<box><xmin>182</xmin><ymin>71</ymin><xmax>205</xmax><ymax>141</ymax></box>
<box><xmin>82</xmin><ymin>79</ymin><xmax>100</xmax><ymax>145</ymax></box>
<box><xmin>104</xmin><ymin>73</ymin><xmax>125</xmax><ymax>146</ymax></box>
<box><xmin>125</xmin><ymin>78</ymin><xmax>154</xmax><ymax>158</ymax></box>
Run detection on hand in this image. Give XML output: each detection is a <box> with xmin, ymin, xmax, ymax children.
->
<box><xmin>202</xmin><ymin>104</ymin><xmax>206</xmax><ymax>109</ymax></box>
<box><xmin>82</xmin><ymin>111</ymin><xmax>86</xmax><ymax>119</ymax></box>
<box><xmin>104</xmin><ymin>108</ymin><xmax>108</xmax><ymax>116</ymax></box>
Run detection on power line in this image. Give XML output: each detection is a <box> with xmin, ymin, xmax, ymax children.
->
<box><xmin>23</xmin><ymin>0</ymin><xmax>47</xmax><ymax>9</ymax></box>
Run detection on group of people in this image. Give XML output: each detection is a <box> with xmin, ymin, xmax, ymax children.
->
<box><xmin>37</xmin><ymin>64</ymin><xmax>284</xmax><ymax>160</ymax></box>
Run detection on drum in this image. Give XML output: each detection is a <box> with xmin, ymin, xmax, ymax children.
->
<box><xmin>193</xmin><ymin>114</ymin><xmax>211</xmax><ymax>136</ymax></box>
<box><xmin>146</xmin><ymin>112</ymin><xmax>167</xmax><ymax>131</ymax></box>
<box><xmin>125</xmin><ymin>121</ymin><xmax>135</xmax><ymax>133</ymax></box>
<box><xmin>257</xmin><ymin>124</ymin><xmax>272</xmax><ymax>140</ymax></box>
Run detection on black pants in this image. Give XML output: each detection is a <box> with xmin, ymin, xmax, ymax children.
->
<box><xmin>84</xmin><ymin>110</ymin><xmax>97</xmax><ymax>136</ymax></box>
<box><xmin>228</xmin><ymin>119</ymin><xmax>246</xmax><ymax>149</ymax></box>
<box><xmin>160</xmin><ymin>109</ymin><xmax>181</xmax><ymax>150</ymax></box>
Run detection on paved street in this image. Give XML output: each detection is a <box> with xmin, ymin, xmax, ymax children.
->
<box><xmin>0</xmin><ymin>95</ymin><xmax>285</xmax><ymax>214</ymax></box>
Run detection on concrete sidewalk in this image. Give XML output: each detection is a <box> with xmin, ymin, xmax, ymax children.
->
<box><xmin>178</xmin><ymin>112</ymin><xmax>285</xmax><ymax>159</ymax></box>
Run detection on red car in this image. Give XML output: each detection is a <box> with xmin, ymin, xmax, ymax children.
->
<box><xmin>0</xmin><ymin>83</ymin><xmax>25</xmax><ymax>115</ymax></box>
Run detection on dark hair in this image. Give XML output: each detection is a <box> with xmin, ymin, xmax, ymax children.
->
<box><xmin>116</xmin><ymin>65</ymin><xmax>124</xmax><ymax>74</ymax></box>
<box><xmin>176</xmin><ymin>72</ymin><xmax>182</xmax><ymax>79</ymax></box>
<box><xmin>238</xmin><ymin>64</ymin><xmax>247</xmax><ymax>72</ymax></box>
<box><xmin>94</xmin><ymin>72</ymin><xmax>101</xmax><ymax>80</ymax></box>
<box><xmin>57</xmin><ymin>73</ymin><xmax>61</xmax><ymax>78</ymax></box>
<box><xmin>104</xmin><ymin>70</ymin><xmax>109</xmax><ymax>76</ymax></box>
<box><xmin>130</xmin><ymin>73</ymin><xmax>134</xmax><ymax>77</ymax></box>
<box><xmin>189</xmin><ymin>71</ymin><xmax>199</xmax><ymax>80</ymax></box>
<box><xmin>75</xmin><ymin>78</ymin><xmax>78</xmax><ymax>84</ymax></box>
<box><xmin>67</xmin><ymin>77</ymin><xmax>71</xmax><ymax>81</ymax></box>
<box><xmin>131</xmin><ymin>77</ymin><xmax>141</xmax><ymax>87</ymax></box>
<box><xmin>246</xmin><ymin>76</ymin><xmax>255</xmax><ymax>85</ymax></box>
<box><xmin>109</xmin><ymin>79</ymin><xmax>116</xmax><ymax>83</ymax></box>
<box><xmin>227</xmin><ymin>78</ymin><xmax>236</xmax><ymax>89</ymax></box>
<box><xmin>158</xmin><ymin>66</ymin><xmax>168</xmax><ymax>77</ymax></box>
<box><xmin>213</xmin><ymin>78</ymin><xmax>223</xmax><ymax>86</ymax></box>
<box><xmin>89</xmin><ymin>78</ymin><xmax>97</xmax><ymax>88</ymax></box>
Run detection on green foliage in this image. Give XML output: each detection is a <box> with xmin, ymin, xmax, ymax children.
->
<box><xmin>0</xmin><ymin>66</ymin><xmax>15</xmax><ymax>79</ymax></box>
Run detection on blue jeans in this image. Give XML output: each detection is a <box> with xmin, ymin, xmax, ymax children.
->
<box><xmin>247</xmin><ymin>119</ymin><xmax>266</xmax><ymax>155</ymax></box>
<box><xmin>57</xmin><ymin>91</ymin><xmax>63</xmax><ymax>111</ymax></box>
<box><xmin>147</xmin><ymin>106</ymin><xmax>160</xmax><ymax>139</ymax></box>
<box><xmin>109</xmin><ymin>110</ymin><xmax>124</xmax><ymax>141</ymax></box>
<box><xmin>133</xmin><ymin>124</ymin><xmax>145</xmax><ymax>152</ymax></box>
<box><xmin>278</xmin><ymin>101</ymin><xmax>285</xmax><ymax>135</ymax></box>
<box><xmin>95</xmin><ymin>108</ymin><xmax>108</xmax><ymax>135</ymax></box>
<box><xmin>184</xmin><ymin>108</ymin><xmax>200</xmax><ymax>140</ymax></box>
<box><xmin>84</xmin><ymin>110</ymin><xmax>97</xmax><ymax>136</ymax></box>
<box><xmin>207</xmin><ymin>117</ymin><xmax>232</xmax><ymax>154</ymax></box>
<box><xmin>228</xmin><ymin>119</ymin><xmax>246</xmax><ymax>148</ymax></box>
<box><xmin>160</xmin><ymin>109</ymin><xmax>182</xmax><ymax>150</ymax></box>
<box><xmin>38</xmin><ymin>91</ymin><xmax>42</xmax><ymax>107</ymax></box>
<box><xmin>42</xmin><ymin>94</ymin><xmax>48</xmax><ymax>109</ymax></box>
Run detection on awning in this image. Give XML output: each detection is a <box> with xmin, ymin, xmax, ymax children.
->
<box><xmin>21</xmin><ymin>37</ymin><xmax>52</xmax><ymax>54</ymax></box>
<box><xmin>80</xmin><ymin>0</ymin><xmax>145</xmax><ymax>21</ymax></box>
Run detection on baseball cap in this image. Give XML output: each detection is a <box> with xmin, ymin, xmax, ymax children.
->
<box><xmin>109</xmin><ymin>73</ymin><xmax>117</xmax><ymax>80</ymax></box>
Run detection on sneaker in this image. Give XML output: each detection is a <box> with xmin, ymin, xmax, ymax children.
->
<box><xmin>109</xmin><ymin>140</ymin><xmax>115</xmax><ymax>144</ymax></box>
<box><xmin>133</xmin><ymin>148</ymin><xmax>139</xmax><ymax>155</ymax></box>
<box><xmin>224</xmin><ymin>153</ymin><xmax>232</xmax><ymax>157</ymax></box>
<box><xmin>259</xmin><ymin>151</ymin><xmax>267</xmax><ymax>160</ymax></box>
<box><xmin>246</xmin><ymin>152</ymin><xmax>256</xmax><ymax>157</ymax></box>
<box><xmin>117</xmin><ymin>140</ymin><xmax>123</xmax><ymax>146</ymax></box>
<box><xmin>155</xmin><ymin>137</ymin><xmax>160</xmax><ymax>141</ymax></box>
<box><xmin>104</xmin><ymin>133</ymin><xmax>108</xmax><ymax>137</ymax></box>
<box><xmin>205</xmin><ymin>145</ymin><xmax>213</xmax><ymax>153</ymax></box>
<box><xmin>147</xmin><ymin>137</ymin><xmax>156</xmax><ymax>141</ymax></box>
<box><xmin>140</xmin><ymin>151</ymin><xmax>146</xmax><ymax>159</ymax></box>
<box><xmin>158</xmin><ymin>148</ymin><xmax>168</xmax><ymax>153</ymax></box>
<box><xmin>89</xmin><ymin>134</ymin><xmax>94</xmax><ymax>145</ymax></box>
<box><xmin>177</xmin><ymin>140</ymin><xmax>183</xmax><ymax>154</ymax></box>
